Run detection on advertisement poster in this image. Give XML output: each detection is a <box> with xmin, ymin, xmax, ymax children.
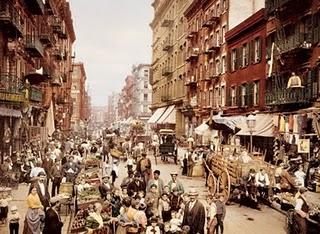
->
<box><xmin>298</xmin><ymin>138</ymin><xmax>310</xmax><ymax>154</ymax></box>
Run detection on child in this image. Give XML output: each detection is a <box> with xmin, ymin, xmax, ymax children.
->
<box><xmin>215</xmin><ymin>194</ymin><xmax>226</xmax><ymax>234</ymax></box>
<box><xmin>170</xmin><ymin>187</ymin><xmax>182</xmax><ymax>212</ymax></box>
<box><xmin>0</xmin><ymin>192</ymin><xmax>12</xmax><ymax>224</ymax></box>
<box><xmin>126</xmin><ymin>155</ymin><xmax>134</xmax><ymax>173</ymax></box>
<box><xmin>146</xmin><ymin>217</ymin><xmax>161</xmax><ymax>234</ymax></box>
<box><xmin>169</xmin><ymin>211</ymin><xmax>182</xmax><ymax>233</ymax></box>
<box><xmin>158</xmin><ymin>193</ymin><xmax>171</xmax><ymax>222</ymax></box>
<box><xmin>8</xmin><ymin>206</ymin><xmax>20</xmax><ymax>234</ymax></box>
<box><xmin>163</xmin><ymin>222</ymin><xmax>172</xmax><ymax>234</ymax></box>
<box><xmin>206</xmin><ymin>194</ymin><xmax>217</xmax><ymax>234</ymax></box>
<box><xmin>181</xmin><ymin>225</ymin><xmax>190</xmax><ymax>234</ymax></box>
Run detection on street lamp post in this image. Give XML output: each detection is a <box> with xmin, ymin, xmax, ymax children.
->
<box><xmin>246</xmin><ymin>114</ymin><xmax>256</xmax><ymax>153</ymax></box>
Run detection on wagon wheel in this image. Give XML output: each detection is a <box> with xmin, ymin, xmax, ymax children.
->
<box><xmin>217</xmin><ymin>169</ymin><xmax>231</xmax><ymax>203</ymax></box>
<box><xmin>207</xmin><ymin>173</ymin><xmax>217</xmax><ymax>195</ymax></box>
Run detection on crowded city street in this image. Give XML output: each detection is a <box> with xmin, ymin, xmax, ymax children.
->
<box><xmin>1</xmin><ymin>0</ymin><xmax>320</xmax><ymax>234</ymax></box>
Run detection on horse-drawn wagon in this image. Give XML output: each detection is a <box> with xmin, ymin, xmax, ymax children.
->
<box><xmin>205</xmin><ymin>145</ymin><xmax>276</xmax><ymax>202</ymax></box>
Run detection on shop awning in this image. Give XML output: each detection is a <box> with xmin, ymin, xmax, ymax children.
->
<box><xmin>24</xmin><ymin>67</ymin><xmax>50</xmax><ymax>85</ymax></box>
<box><xmin>157</xmin><ymin>105</ymin><xmax>176</xmax><ymax>124</ymax></box>
<box><xmin>147</xmin><ymin>107</ymin><xmax>167</xmax><ymax>124</ymax></box>
<box><xmin>208</xmin><ymin>113</ymin><xmax>245</xmax><ymax>133</ymax></box>
<box><xmin>236</xmin><ymin>114</ymin><xmax>274</xmax><ymax>137</ymax></box>
<box><xmin>0</xmin><ymin>107</ymin><xmax>22</xmax><ymax>117</ymax></box>
<box><xmin>195</xmin><ymin>122</ymin><xmax>210</xmax><ymax>135</ymax></box>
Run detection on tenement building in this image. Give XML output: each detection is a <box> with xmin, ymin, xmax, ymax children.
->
<box><xmin>0</xmin><ymin>0</ymin><xmax>75</xmax><ymax>162</ymax></box>
<box><xmin>149</xmin><ymin>0</ymin><xmax>193</xmax><ymax>136</ymax></box>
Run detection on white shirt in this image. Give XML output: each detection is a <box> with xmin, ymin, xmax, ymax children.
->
<box><xmin>30</xmin><ymin>167</ymin><xmax>45</xmax><ymax>178</ymax></box>
<box><xmin>146</xmin><ymin>226</ymin><xmax>160</xmax><ymax>234</ymax></box>
<box><xmin>189</xmin><ymin>200</ymin><xmax>196</xmax><ymax>210</ymax></box>
<box><xmin>207</xmin><ymin>203</ymin><xmax>217</xmax><ymax>220</ymax></box>
<box><xmin>38</xmin><ymin>182</ymin><xmax>45</xmax><ymax>196</ymax></box>
<box><xmin>255</xmin><ymin>172</ymin><xmax>270</xmax><ymax>186</ymax></box>
<box><xmin>294</xmin><ymin>170</ymin><xmax>306</xmax><ymax>187</ymax></box>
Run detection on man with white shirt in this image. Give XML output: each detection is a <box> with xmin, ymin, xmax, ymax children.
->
<box><xmin>147</xmin><ymin>170</ymin><xmax>164</xmax><ymax>195</ymax></box>
<box><xmin>182</xmin><ymin>188</ymin><xmax>206</xmax><ymax>234</ymax></box>
<box><xmin>255</xmin><ymin>168</ymin><xmax>270</xmax><ymax>199</ymax></box>
<box><xmin>50</xmin><ymin>160</ymin><xmax>63</xmax><ymax>197</ymax></box>
<box><xmin>62</xmin><ymin>156</ymin><xmax>81</xmax><ymax>182</ymax></box>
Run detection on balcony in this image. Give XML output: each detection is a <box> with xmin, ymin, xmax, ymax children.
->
<box><xmin>52</xmin><ymin>47</ymin><xmax>64</xmax><ymax>60</ymax></box>
<box><xmin>24</xmin><ymin>0</ymin><xmax>45</xmax><ymax>15</ymax></box>
<box><xmin>185</xmin><ymin>75</ymin><xmax>197</xmax><ymax>86</ymax></box>
<box><xmin>25</xmin><ymin>35</ymin><xmax>44</xmax><ymax>57</ymax></box>
<box><xmin>202</xmin><ymin>14</ymin><xmax>220</xmax><ymax>28</ymax></box>
<box><xmin>39</xmin><ymin>26</ymin><xmax>56</xmax><ymax>47</ymax></box>
<box><xmin>162</xmin><ymin>40</ymin><xmax>173</xmax><ymax>51</ymax></box>
<box><xmin>52</xmin><ymin>18</ymin><xmax>67</xmax><ymax>39</ymax></box>
<box><xmin>161</xmin><ymin>19</ymin><xmax>173</xmax><ymax>27</ymax></box>
<box><xmin>266</xmin><ymin>0</ymin><xmax>312</xmax><ymax>15</ymax></box>
<box><xmin>0</xmin><ymin>73</ymin><xmax>25</xmax><ymax>102</ymax></box>
<box><xmin>208</xmin><ymin>39</ymin><xmax>221</xmax><ymax>52</ymax></box>
<box><xmin>0</xmin><ymin>2</ymin><xmax>23</xmax><ymax>37</ymax></box>
<box><xmin>29</xmin><ymin>86</ymin><xmax>43</xmax><ymax>102</ymax></box>
<box><xmin>186</xmin><ymin>48</ymin><xmax>200</xmax><ymax>62</ymax></box>
<box><xmin>265</xmin><ymin>87</ymin><xmax>313</xmax><ymax>106</ymax></box>
<box><xmin>277</xmin><ymin>32</ymin><xmax>312</xmax><ymax>55</ymax></box>
<box><xmin>162</xmin><ymin>67</ymin><xmax>172</xmax><ymax>76</ymax></box>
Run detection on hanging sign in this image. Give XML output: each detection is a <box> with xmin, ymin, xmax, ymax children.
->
<box><xmin>298</xmin><ymin>138</ymin><xmax>310</xmax><ymax>154</ymax></box>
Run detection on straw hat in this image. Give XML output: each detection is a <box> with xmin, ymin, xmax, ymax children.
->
<box><xmin>188</xmin><ymin>188</ymin><xmax>199</xmax><ymax>196</ymax></box>
<box><xmin>170</xmin><ymin>171</ymin><xmax>178</xmax><ymax>176</ymax></box>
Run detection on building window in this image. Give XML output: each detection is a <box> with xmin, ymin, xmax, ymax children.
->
<box><xmin>222</xmin><ymin>25</ymin><xmax>226</xmax><ymax>43</ymax></box>
<box><xmin>221</xmin><ymin>55</ymin><xmax>226</xmax><ymax>74</ymax></box>
<box><xmin>231</xmin><ymin>87</ymin><xmax>236</xmax><ymax>106</ymax></box>
<box><xmin>209</xmin><ymin>90</ymin><xmax>213</xmax><ymax>107</ymax></box>
<box><xmin>214</xmin><ymin>87</ymin><xmax>219</xmax><ymax>107</ymax></box>
<box><xmin>222</xmin><ymin>0</ymin><xmax>227</xmax><ymax>10</ymax></box>
<box><xmin>216</xmin><ymin>29</ymin><xmax>220</xmax><ymax>46</ymax></box>
<box><xmin>253</xmin><ymin>81</ymin><xmax>259</xmax><ymax>105</ymax></box>
<box><xmin>215</xmin><ymin>58</ymin><xmax>220</xmax><ymax>75</ymax></box>
<box><xmin>144</xmin><ymin>93</ymin><xmax>148</xmax><ymax>101</ymax></box>
<box><xmin>242</xmin><ymin>43</ymin><xmax>249</xmax><ymax>67</ymax></box>
<box><xmin>254</xmin><ymin>37</ymin><xmax>262</xmax><ymax>63</ymax></box>
<box><xmin>231</xmin><ymin>49</ymin><xmax>236</xmax><ymax>72</ymax></box>
<box><xmin>241</xmin><ymin>85</ymin><xmax>246</xmax><ymax>106</ymax></box>
<box><xmin>221</xmin><ymin>85</ymin><xmax>225</xmax><ymax>107</ymax></box>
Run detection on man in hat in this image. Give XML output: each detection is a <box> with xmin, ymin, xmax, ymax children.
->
<box><xmin>29</xmin><ymin>172</ymin><xmax>50</xmax><ymax>209</ymax></box>
<box><xmin>145</xmin><ymin>184</ymin><xmax>160</xmax><ymax>218</ymax></box>
<box><xmin>121</xmin><ymin>170</ymin><xmax>134</xmax><ymax>188</ymax></box>
<box><xmin>136</xmin><ymin>152</ymin><xmax>152</xmax><ymax>185</ymax></box>
<box><xmin>62</xmin><ymin>155</ymin><xmax>81</xmax><ymax>183</ymax></box>
<box><xmin>43</xmin><ymin>197</ymin><xmax>63</xmax><ymax>234</ymax></box>
<box><xmin>99</xmin><ymin>175</ymin><xmax>113</xmax><ymax>199</ymax></box>
<box><xmin>182</xmin><ymin>188</ymin><xmax>206</xmax><ymax>234</ymax></box>
<box><xmin>127</xmin><ymin>172</ymin><xmax>146</xmax><ymax>198</ymax></box>
<box><xmin>294</xmin><ymin>187</ymin><xmax>309</xmax><ymax>234</ymax></box>
<box><xmin>50</xmin><ymin>160</ymin><xmax>63</xmax><ymax>197</ymax></box>
<box><xmin>168</xmin><ymin>172</ymin><xmax>184</xmax><ymax>195</ymax></box>
<box><xmin>147</xmin><ymin>170</ymin><xmax>164</xmax><ymax>195</ymax></box>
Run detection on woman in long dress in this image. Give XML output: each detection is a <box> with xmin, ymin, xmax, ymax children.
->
<box><xmin>23</xmin><ymin>185</ymin><xmax>45</xmax><ymax>234</ymax></box>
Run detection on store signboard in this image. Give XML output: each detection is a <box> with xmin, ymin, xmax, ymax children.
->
<box><xmin>298</xmin><ymin>138</ymin><xmax>310</xmax><ymax>154</ymax></box>
<box><xmin>0</xmin><ymin>92</ymin><xmax>24</xmax><ymax>102</ymax></box>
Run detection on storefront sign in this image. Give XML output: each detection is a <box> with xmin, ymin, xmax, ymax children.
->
<box><xmin>298</xmin><ymin>138</ymin><xmax>310</xmax><ymax>154</ymax></box>
<box><xmin>0</xmin><ymin>92</ymin><xmax>25</xmax><ymax>102</ymax></box>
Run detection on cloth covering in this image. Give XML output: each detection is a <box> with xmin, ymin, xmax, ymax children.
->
<box><xmin>236</xmin><ymin>114</ymin><xmax>274</xmax><ymax>137</ymax></box>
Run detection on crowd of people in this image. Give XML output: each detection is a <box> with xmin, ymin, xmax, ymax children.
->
<box><xmin>0</xmin><ymin>130</ymin><xmax>228</xmax><ymax>234</ymax></box>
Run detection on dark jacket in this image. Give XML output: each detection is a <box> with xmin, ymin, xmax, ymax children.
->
<box><xmin>182</xmin><ymin>200</ymin><xmax>206</xmax><ymax>234</ymax></box>
<box><xmin>127</xmin><ymin>180</ymin><xmax>146</xmax><ymax>197</ymax></box>
<box><xmin>43</xmin><ymin>207</ymin><xmax>63</xmax><ymax>234</ymax></box>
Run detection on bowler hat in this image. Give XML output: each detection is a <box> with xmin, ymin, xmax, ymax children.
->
<box><xmin>188</xmin><ymin>188</ymin><xmax>199</xmax><ymax>196</ymax></box>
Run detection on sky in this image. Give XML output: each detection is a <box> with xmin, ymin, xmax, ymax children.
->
<box><xmin>69</xmin><ymin>0</ymin><xmax>153</xmax><ymax>106</ymax></box>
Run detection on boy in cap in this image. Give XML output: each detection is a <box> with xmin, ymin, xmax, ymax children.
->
<box><xmin>8</xmin><ymin>206</ymin><xmax>19</xmax><ymax>234</ymax></box>
<box><xmin>215</xmin><ymin>194</ymin><xmax>226</xmax><ymax>234</ymax></box>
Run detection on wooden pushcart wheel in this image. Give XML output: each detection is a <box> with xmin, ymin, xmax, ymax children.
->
<box><xmin>207</xmin><ymin>173</ymin><xmax>217</xmax><ymax>195</ymax></box>
<box><xmin>217</xmin><ymin>169</ymin><xmax>231</xmax><ymax>203</ymax></box>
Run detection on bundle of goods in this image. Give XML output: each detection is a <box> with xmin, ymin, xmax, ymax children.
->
<box><xmin>71</xmin><ymin>204</ymin><xmax>111</xmax><ymax>233</ymax></box>
<box><xmin>84</xmin><ymin>158</ymin><xmax>100</xmax><ymax>169</ymax></box>
<box><xmin>59</xmin><ymin>182</ymin><xmax>74</xmax><ymax>196</ymax></box>
<box><xmin>110</xmin><ymin>148</ymin><xmax>123</xmax><ymax>159</ymax></box>
<box><xmin>77</xmin><ymin>187</ymin><xmax>101</xmax><ymax>209</ymax></box>
<box><xmin>76</xmin><ymin>169</ymin><xmax>100</xmax><ymax>186</ymax></box>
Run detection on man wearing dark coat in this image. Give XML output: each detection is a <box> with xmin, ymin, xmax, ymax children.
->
<box><xmin>127</xmin><ymin>172</ymin><xmax>146</xmax><ymax>197</ymax></box>
<box><xmin>43</xmin><ymin>198</ymin><xmax>63</xmax><ymax>234</ymax></box>
<box><xmin>62</xmin><ymin>155</ymin><xmax>81</xmax><ymax>182</ymax></box>
<box><xmin>182</xmin><ymin>188</ymin><xmax>206</xmax><ymax>234</ymax></box>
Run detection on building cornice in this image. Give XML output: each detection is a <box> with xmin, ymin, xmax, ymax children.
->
<box><xmin>150</xmin><ymin>0</ymin><xmax>172</xmax><ymax>29</ymax></box>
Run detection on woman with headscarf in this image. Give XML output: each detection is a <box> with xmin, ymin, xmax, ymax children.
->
<box><xmin>23</xmin><ymin>185</ymin><xmax>45</xmax><ymax>234</ymax></box>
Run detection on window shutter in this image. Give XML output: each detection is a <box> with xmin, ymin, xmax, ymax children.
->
<box><xmin>257</xmin><ymin>37</ymin><xmax>262</xmax><ymax>62</ymax></box>
<box><xmin>249</xmin><ymin>40</ymin><xmax>254</xmax><ymax>64</ymax></box>
<box><xmin>236</xmin><ymin>86</ymin><xmax>241</xmax><ymax>106</ymax></box>
<box><xmin>227</xmin><ymin>51</ymin><xmax>231</xmax><ymax>73</ymax></box>
<box><xmin>236</xmin><ymin>47</ymin><xmax>241</xmax><ymax>69</ymax></box>
<box><xmin>226</xmin><ymin>87</ymin><xmax>230</xmax><ymax>106</ymax></box>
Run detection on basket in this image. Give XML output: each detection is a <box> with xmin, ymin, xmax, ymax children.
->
<box><xmin>110</xmin><ymin>149</ymin><xmax>123</xmax><ymax>158</ymax></box>
<box><xmin>59</xmin><ymin>182</ymin><xmax>74</xmax><ymax>195</ymax></box>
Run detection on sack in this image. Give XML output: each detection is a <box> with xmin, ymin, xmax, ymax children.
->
<box><xmin>110</xmin><ymin>149</ymin><xmax>123</xmax><ymax>158</ymax></box>
<box><xmin>126</xmin><ymin>226</ymin><xmax>139</xmax><ymax>233</ymax></box>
